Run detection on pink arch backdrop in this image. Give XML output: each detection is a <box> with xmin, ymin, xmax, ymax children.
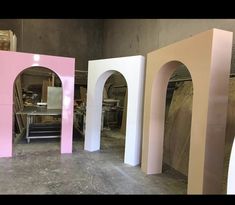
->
<box><xmin>141</xmin><ymin>29</ymin><xmax>233</xmax><ymax>194</ymax></box>
<box><xmin>0</xmin><ymin>50</ymin><xmax>75</xmax><ymax>157</ymax></box>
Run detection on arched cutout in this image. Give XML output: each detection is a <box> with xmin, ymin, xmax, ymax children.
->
<box><xmin>141</xmin><ymin>29</ymin><xmax>233</xmax><ymax>194</ymax></box>
<box><xmin>0</xmin><ymin>51</ymin><xmax>75</xmax><ymax>157</ymax></box>
<box><xmin>162</xmin><ymin>63</ymin><xmax>193</xmax><ymax>189</ymax></box>
<box><xmin>100</xmin><ymin>72</ymin><xmax>127</xmax><ymax>158</ymax></box>
<box><xmin>102</xmin><ymin>72</ymin><xmax>127</xmax><ymax>133</ymax></box>
<box><xmin>84</xmin><ymin>55</ymin><xmax>145</xmax><ymax>166</ymax></box>
<box><xmin>13</xmin><ymin>66</ymin><xmax>63</xmax><ymax>148</ymax></box>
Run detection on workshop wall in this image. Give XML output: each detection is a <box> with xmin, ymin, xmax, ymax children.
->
<box><xmin>103</xmin><ymin>19</ymin><xmax>235</xmax><ymax>76</ymax></box>
<box><xmin>0</xmin><ymin>19</ymin><xmax>104</xmax><ymax>71</ymax></box>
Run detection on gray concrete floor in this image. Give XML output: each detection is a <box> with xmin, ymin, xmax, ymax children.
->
<box><xmin>0</xmin><ymin>130</ymin><xmax>188</xmax><ymax>194</ymax></box>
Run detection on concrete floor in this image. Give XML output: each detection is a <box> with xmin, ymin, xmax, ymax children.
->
<box><xmin>0</xmin><ymin>130</ymin><xmax>188</xmax><ymax>194</ymax></box>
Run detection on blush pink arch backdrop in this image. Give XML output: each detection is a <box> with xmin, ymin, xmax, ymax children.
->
<box><xmin>0</xmin><ymin>50</ymin><xmax>75</xmax><ymax>157</ymax></box>
<box><xmin>141</xmin><ymin>29</ymin><xmax>233</xmax><ymax>194</ymax></box>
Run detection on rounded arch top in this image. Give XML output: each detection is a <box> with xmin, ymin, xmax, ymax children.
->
<box><xmin>14</xmin><ymin>66</ymin><xmax>62</xmax><ymax>86</ymax></box>
<box><xmin>95</xmin><ymin>69</ymin><xmax>128</xmax><ymax>90</ymax></box>
<box><xmin>0</xmin><ymin>50</ymin><xmax>75</xmax><ymax>105</ymax></box>
<box><xmin>158</xmin><ymin>60</ymin><xmax>192</xmax><ymax>79</ymax></box>
<box><xmin>152</xmin><ymin>60</ymin><xmax>193</xmax><ymax>90</ymax></box>
<box><xmin>0</xmin><ymin>50</ymin><xmax>75</xmax><ymax>83</ymax></box>
<box><xmin>88</xmin><ymin>55</ymin><xmax>145</xmax><ymax>91</ymax></box>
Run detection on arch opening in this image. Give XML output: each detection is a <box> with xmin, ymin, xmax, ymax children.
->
<box><xmin>224</xmin><ymin>76</ymin><xmax>235</xmax><ymax>193</ymax></box>
<box><xmin>151</xmin><ymin>61</ymin><xmax>193</xmax><ymax>193</ymax></box>
<box><xmin>100</xmin><ymin>71</ymin><xmax>128</xmax><ymax>160</ymax></box>
<box><xmin>13</xmin><ymin>66</ymin><xmax>63</xmax><ymax>155</ymax></box>
<box><xmin>163</xmin><ymin>63</ymin><xmax>192</xmax><ymax>191</ymax></box>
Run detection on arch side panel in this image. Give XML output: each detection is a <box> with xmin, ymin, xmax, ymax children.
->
<box><xmin>124</xmin><ymin>57</ymin><xmax>145</xmax><ymax>166</ymax></box>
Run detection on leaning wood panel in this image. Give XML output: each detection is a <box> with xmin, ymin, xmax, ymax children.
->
<box><xmin>120</xmin><ymin>90</ymin><xmax>128</xmax><ymax>134</ymax></box>
<box><xmin>13</xmin><ymin>87</ymin><xmax>22</xmax><ymax>128</ymax></box>
<box><xmin>15</xmin><ymin>77</ymin><xmax>26</xmax><ymax>127</ymax></box>
<box><xmin>15</xmin><ymin>77</ymin><xmax>24</xmax><ymax>109</ymax></box>
<box><xmin>164</xmin><ymin>78</ymin><xmax>235</xmax><ymax>181</ymax></box>
<box><xmin>164</xmin><ymin>81</ymin><xmax>192</xmax><ymax>176</ymax></box>
<box><xmin>13</xmin><ymin>100</ymin><xmax>23</xmax><ymax>134</ymax></box>
<box><xmin>42</xmin><ymin>79</ymin><xmax>52</xmax><ymax>102</ymax></box>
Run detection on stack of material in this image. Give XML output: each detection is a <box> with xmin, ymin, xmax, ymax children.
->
<box><xmin>120</xmin><ymin>90</ymin><xmax>127</xmax><ymax>134</ymax></box>
<box><xmin>0</xmin><ymin>30</ymin><xmax>10</xmax><ymax>50</ymax></box>
<box><xmin>42</xmin><ymin>79</ymin><xmax>52</xmax><ymax>103</ymax></box>
<box><xmin>0</xmin><ymin>30</ymin><xmax>17</xmax><ymax>51</ymax></box>
<box><xmin>14</xmin><ymin>77</ymin><xmax>26</xmax><ymax>134</ymax></box>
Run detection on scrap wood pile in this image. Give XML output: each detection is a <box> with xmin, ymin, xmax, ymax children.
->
<box><xmin>14</xmin><ymin>77</ymin><xmax>26</xmax><ymax>135</ymax></box>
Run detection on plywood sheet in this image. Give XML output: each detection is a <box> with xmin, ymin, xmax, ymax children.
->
<box><xmin>163</xmin><ymin>81</ymin><xmax>192</xmax><ymax>176</ymax></box>
<box><xmin>120</xmin><ymin>90</ymin><xmax>127</xmax><ymax>134</ymax></box>
<box><xmin>42</xmin><ymin>79</ymin><xmax>52</xmax><ymax>102</ymax></box>
<box><xmin>164</xmin><ymin>78</ymin><xmax>235</xmax><ymax>179</ymax></box>
<box><xmin>103</xmin><ymin>87</ymin><xmax>108</xmax><ymax>99</ymax></box>
<box><xmin>14</xmin><ymin>77</ymin><xmax>25</xmax><ymax>130</ymax></box>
